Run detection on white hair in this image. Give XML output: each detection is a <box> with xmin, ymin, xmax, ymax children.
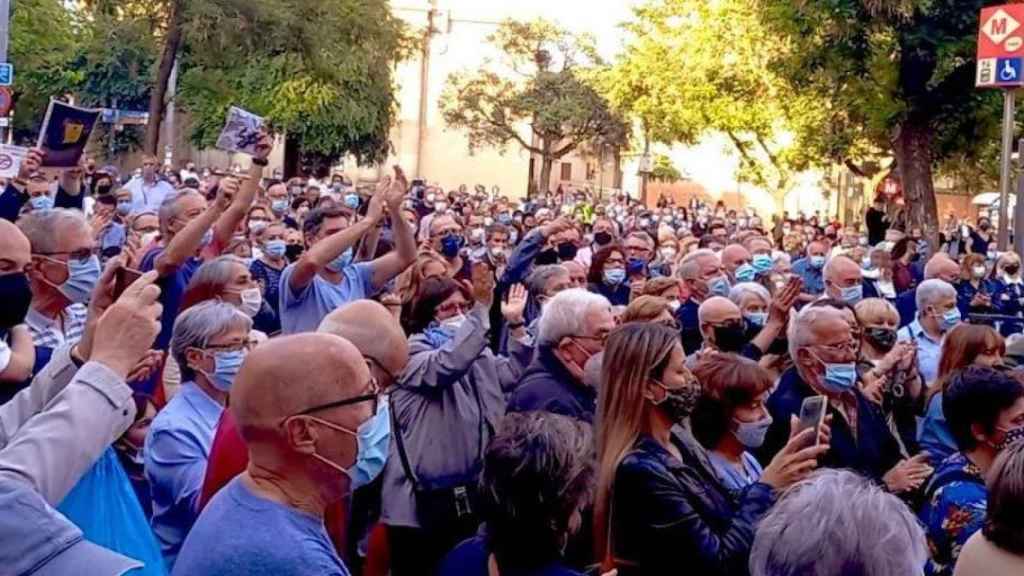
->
<box><xmin>537</xmin><ymin>288</ymin><xmax>611</xmax><ymax>347</ymax></box>
<box><xmin>821</xmin><ymin>254</ymin><xmax>856</xmax><ymax>281</ymax></box>
<box><xmin>16</xmin><ymin>208</ymin><xmax>88</xmax><ymax>253</ymax></box>
<box><xmin>771</xmin><ymin>251</ymin><xmax>790</xmax><ymax>265</ymax></box>
<box><xmin>677</xmin><ymin>248</ymin><xmax>717</xmax><ymax>280</ymax></box>
<box><xmin>728</xmin><ymin>282</ymin><xmax>770</xmax><ymax>308</ymax></box>
<box><xmin>915</xmin><ymin>279</ymin><xmax>956</xmax><ymax>313</ymax></box>
<box><xmin>750</xmin><ymin>469</ymin><xmax>928</xmax><ymax>576</ymax></box>
<box><xmin>787</xmin><ymin>305</ymin><xmax>841</xmax><ymax>359</ymax></box>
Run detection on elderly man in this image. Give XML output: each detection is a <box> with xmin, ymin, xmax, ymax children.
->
<box><xmin>173</xmin><ymin>333</ymin><xmax>384</xmax><ymax>576</ymax></box>
<box><xmin>759</xmin><ymin>305</ymin><xmax>928</xmax><ymax>491</ymax></box>
<box><xmin>146</xmin><ymin>301</ymin><xmax>253</xmax><ymax>569</ymax></box>
<box><xmin>507</xmin><ymin>289</ymin><xmax>613</xmax><ymax>423</ymax></box>
<box><xmin>521</xmin><ymin>264</ymin><xmax>572</xmax><ymax>333</ymax></box>
<box><xmin>750</xmin><ymin>470</ymin><xmax>928</xmax><ymax>576</ymax></box>
<box><xmin>426</xmin><ymin>212</ymin><xmax>469</xmax><ymax>280</ymax></box>
<box><xmin>676</xmin><ymin>249</ymin><xmax>731</xmax><ymax>354</ymax></box>
<box><xmin>266</xmin><ymin>180</ymin><xmax>299</xmax><ymax>228</ymax></box>
<box><xmin>744</xmin><ymin>236</ymin><xmax>775</xmax><ymax>276</ymax></box>
<box><xmin>281</xmin><ymin>170</ymin><xmax>415</xmax><ymax>334</ymax></box>
<box><xmin>690</xmin><ymin>295</ymin><xmax>790</xmax><ymax>367</ymax></box>
<box><xmin>0</xmin><ymin>270</ymin><xmax>162</xmax><ymax>575</ymax></box>
<box><xmin>792</xmin><ymin>241</ymin><xmax>828</xmax><ymax>297</ymax></box>
<box><xmin>897</xmin><ymin>279</ymin><xmax>960</xmax><ymax>386</ymax></box>
<box><xmin>896</xmin><ymin>254</ymin><xmax>960</xmax><ymax>327</ymax></box>
<box><xmin>721</xmin><ymin>243</ymin><xmax>755</xmax><ymax>284</ymax></box>
<box><xmin>623</xmin><ymin>230</ymin><xmax>655</xmax><ymax>268</ymax></box>
<box><xmin>0</xmin><ymin>220</ymin><xmax>35</xmax><ymax>391</ymax></box>
<box><xmin>563</xmin><ymin>260</ymin><xmax>587</xmax><ymax>289</ymax></box>
<box><xmin>17</xmin><ymin>210</ymin><xmax>99</xmax><ymax>372</ymax></box>
<box><xmin>822</xmin><ymin>255</ymin><xmax>878</xmax><ymax>305</ymax></box>
<box><xmin>124</xmin><ymin>155</ymin><xmax>176</xmax><ymax>214</ymax></box>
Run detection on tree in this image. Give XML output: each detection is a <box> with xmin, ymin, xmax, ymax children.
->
<box><xmin>757</xmin><ymin>0</ymin><xmax>1006</xmax><ymax>245</ymax></box>
<box><xmin>650</xmin><ymin>154</ymin><xmax>682</xmax><ymax>183</ymax></box>
<box><xmin>599</xmin><ymin>0</ymin><xmax>818</xmax><ymax>207</ymax></box>
<box><xmin>440</xmin><ymin>19</ymin><xmax>628</xmax><ymax>195</ymax></box>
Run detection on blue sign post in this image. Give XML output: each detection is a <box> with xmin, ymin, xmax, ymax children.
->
<box><xmin>0</xmin><ymin>63</ymin><xmax>13</xmax><ymax>87</ymax></box>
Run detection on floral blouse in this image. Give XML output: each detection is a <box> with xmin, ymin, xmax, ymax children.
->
<box><xmin>919</xmin><ymin>452</ymin><xmax>986</xmax><ymax>576</ymax></box>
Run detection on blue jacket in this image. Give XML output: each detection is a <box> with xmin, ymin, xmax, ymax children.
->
<box><xmin>588</xmin><ymin>280</ymin><xmax>630</xmax><ymax>306</ymax></box>
<box><xmin>677</xmin><ymin>298</ymin><xmax>702</xmax><ymax>355</ymax></box>
<box><xmin>897</xmin><ymin>290</ymin><xmax>917</xmax><ymax>329</ymax></box>
<box><xmin>792</xmin><ymin>257</ymin><xmax>824</xmax><ymax>295</ymax></box>
<box><xmin>955</xmin><ymin>279</ymin><xmax>997</xmax><ymax>321</ymax></box>
<box><xmin>0</xmin><ymin>182</ymin><xmax>83</xmax><ymax>222</ymax></box>
<box><xmin>607</xmin><ymin>430</ymin><xmax>775</xmax><ymax>576</ymax></box>
<box><xmin>757</xmin><ymin>367</ymin><xmax>903</xmax><ymax>483</ymax></box>
<box><xmin>989</xmin><ymin>278</ymin><xmax>1024</xmax><ymax>336</ymax></box>
<box><xmin>507</xmin><ymin>346</ymin><xmax>596</xmax><ymax>424</ymax></box>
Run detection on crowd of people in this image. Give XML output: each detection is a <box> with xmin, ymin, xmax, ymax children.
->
<box><xmin>2</xmin><ymin>135</ymin><xmax>1024</xmax><ymax>576</ymax></box>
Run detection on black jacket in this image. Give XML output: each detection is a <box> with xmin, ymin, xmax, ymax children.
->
<box><xmin>608</xmin><ymin>429</ymin><xmax>775</xmax><ymax>576</ymax></box>
<box><xmin>507</xmin><ymin>346</ymin><xmax>596</xmax><ymax>424</ymax></box>
<box><xmin>757</xmin><ymin>367</ymin><xmax>903</xmax><ymax>482</ymax></box>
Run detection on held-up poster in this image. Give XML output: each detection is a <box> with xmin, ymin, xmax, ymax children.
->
<box><xmin>215</xmin><ymin>106</ymin><xmax>265</xmax><ymax>155</ymax></box>
<box><xmin>36</xmin><ymin>99</ymin><xmax>102</xmax><ymax>168</ymax></box>
<box><xmin>0</xmin><ymin>145</ymin><xmax>28</xmax><ymax>178</ymax></box>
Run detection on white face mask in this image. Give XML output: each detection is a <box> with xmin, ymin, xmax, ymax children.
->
<box><xmin>140</xmin><ymin>231</ymin><xmax>160</xmax><ymax>247</ymax></box>
<box><xmin>237</xmin><ymin>287</ymin><xmax>262</xmax><ymax>317</ymax></box>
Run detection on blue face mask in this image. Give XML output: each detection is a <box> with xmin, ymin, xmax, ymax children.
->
<box><xmin>734</xmin><ymin>263</ymin><xmax>756</xmax><ymax>283</ymax></box>
<box><xmin>939</xmin><ymin>307</ymin><xmax>961</xmax><ymax>332</ymax></box>
<box><xmin>811</xmin><ymin>351</ymin><xmax>857</xmax><ymax>394</ymax></box>
<box><xmin>707</xmin><ymin>275</ymin><xmax>731</xmax><ymax>298</ymax></box>
<box><xmin>744</xmin><ymin>311</ymin><xmax>768</xmax><ymax>327</ymax></box>
<box><xmin>30</xmin><ymin>195</ymin><xmax>54</xmax><ymax>211</ymax></box>
<box><xmin>116</xmin><ymin>201</ymin><xmax>133</xmax><ymax>216</ymax></box>
<box><xmin>752</xmin><ymin>254</ymin><xmax>773</xmax><ymax>274</ymax></box>
<box><xmin>271</xmin><ymin>199</ymin><xmax>289</xmax><ymax>215</ymax></box>
<box><xmin>839</xmin><ymin>283</ymin><xmax>863</xmax><ymax>305</ymax></box>
<box><xmin>809</xmin><ymin>255</ymin><xmax>826</xmax><ymax>269</ymax></box>
<box><xmin>305</xmin><ymin>397</ymin><xmax>391</xmax><ymax>491</ymax></box>
<box><xmin>439</xmin><ymin>233</ymin><xmax>464</xmax><ymax>259</ymax></box>
<box><xmin>325</xmin><ymin>247</ymin><xmax>354</xmax><ymax>273</ymax></box>
<box><xmin>53</xmin><ymin>255</ymin><xmax>101</xmax><ymax>304</ymax></box>
<box><xmin>604</xmin><ymin>268</ymin><xmax>626</xmax><ymax>285</ymax></box>
<box><xmin>201</xmin><ymin>348</ymin><xmax>247</xmax><ymax>392</ymax></box>
<box><xmin>264</xmin><ymin>239</ymin><xmax>287</xmax><ymax>259</ymax></box>
<box><xmin>344</xmin><ymin>194</ymin><xmax>360</xmax><ymax>210</ymax></box>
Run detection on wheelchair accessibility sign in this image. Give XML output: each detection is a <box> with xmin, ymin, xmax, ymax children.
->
<box><xmin>978</xmin><ymin>57</ymin><xmax>1024</xmax><ymax>87</ymax></box>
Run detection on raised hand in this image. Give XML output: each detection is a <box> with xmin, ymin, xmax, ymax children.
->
<box><xmin>541</xmin><ymin>216</ymin><xmax>574</xmax><ymax>238</ymax></box>
<box><xmin>252</xmin><ymin>130</ymin><xmax>273</xmax><ymax>161</ymax></box>
<box><xmin>90</xmin><ymin>270</ymin><xmax>163</xmax><ymax>378</ymax></box>
<box><xmin>501</xmin><ymin>284</ymin><xmax>527</xmax><ymax>323</ymax></box>
<box><xmin>386</xmin><ymin>165</ymin><xmax>409</xmax><ymax>211</ymax></box>
<box><xmin>768</xmin><ymin>275</ymin><xmax>803</xmax><ymax>324</ymax></box>
<box><xmin>471</xmin><ymin>261</ymin><xmax>496</xmax><ymax>307</ymax></box>
<box><xmin>18</xmin><ymin>148</ymin><xmax>44</xmax><ymax>179</ymax></box>
<box><xmin>216</xmin><ymin>177</ymin><xmax>240</xmax><ymax>211</ymax></box>
<box><xmin>883</xmin><ymin>452</ymin><xmax>933</xmax><ymax>493</ymax></box>
<box><xmin>366</xmin><ymin>185</ymin><xmax>387</xmax><ymax>223</ymax></box>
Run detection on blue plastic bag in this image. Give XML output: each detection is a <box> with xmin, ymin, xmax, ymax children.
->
<box><xmin>58</xmin><ymin>446</ymin><xmax>167</xmax><ymax>575</ymax></box>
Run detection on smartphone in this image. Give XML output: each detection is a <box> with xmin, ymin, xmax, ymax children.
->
<box><xmin>796</xmin><ymin>395</ymin><xmax>828</xmax><ymax>448</ymax></box>
<box><xmin>114</xmin><ymin>266</ymin><xmax>143</xmax><ymax>300</ymax></box>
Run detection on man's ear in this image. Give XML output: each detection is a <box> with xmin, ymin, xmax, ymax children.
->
<box><xmin>284</xmin><ymin>417</ymin><xmax>318</xmax><ymax>455</ymax></box>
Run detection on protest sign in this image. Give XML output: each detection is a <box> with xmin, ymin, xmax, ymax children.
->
<box><xmin>36</xmin><ymin>100</ymin><xmax>101</xmax><ymax>169</ymax></box>
<box><xmin>215</xmin><ymin>106</ymin><xmax>265</xmax><ymax>155</ymax></box>
<box><xmin>0</xmin><ymin>144</ymin><xmax>28</xmax><ymax>178</ymax></box>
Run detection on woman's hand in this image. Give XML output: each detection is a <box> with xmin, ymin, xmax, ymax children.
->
<box><xmin>760</xmin><ymin>415</ymin><xmax>830</xmax><ymax>491</ymax></box>
<box><xmin>501</xmin><ymin>284</ymin><xmax>527</xmax><ymax>323</ymax></box>
<box><xmin>882</xmin><ymin>453</ymin><xmax>933</xmax><ymax>493</ymax></box>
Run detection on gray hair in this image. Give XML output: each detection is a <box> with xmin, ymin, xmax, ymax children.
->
<box><xmin>171</xmin><ymin>300</ymin><xmax>252</xmax><ymax>382</ymax></box>
<box><xmin>728</xmin><ymin>282</ymin><xmax>770</xmax><ymax>308</ymax></box>
<box><xmin>186</xmin><ymin>255</ymin><xmax>249</xmax><ymax>297</ymax></box>
<box><xmin>750</xmin><ymin>469</ymin><xmax>928</xmax><ymax>576</ymax></box>
<box><xmin>537</xmin><ymin>288</ymin><xmax>611</xmax><ymax>346</ymax></box>
<box><xmin>771</xmin><ymin>251</ymin><xmax>790</xmax><ymax>266</ymax></box>
<box><xmin>787</xmin><ymin>305</ymin><xmax>839</xmax><ymax>359</ymax></box>
<box><xmin>158</xmin><ymin>188</ymin><xmax>202</xmax><ymax>236</ymax></box>
<box><xmin>16</xmin><ymin>208</ymin><xmax>88</xmax><ymax>253</ymax></box>
<box><xmin>525</xmin><ymin>264</ymin><xmax>569</xmax><ymax>297</ymax></box>
<box><xmin>915</xmin><ymin>278</ymin><xmax>956</xmax><ymax>313</ymax></box>
<box><xmin>677</xmin><ymin>248</ymin><xmax>717</xmax><ymax>280</ymax></box>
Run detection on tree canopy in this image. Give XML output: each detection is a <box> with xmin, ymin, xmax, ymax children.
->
<box><xmin>440</xmin><ymin>19</ymin><xmax>628</xmax><ymax>195</ymax></box>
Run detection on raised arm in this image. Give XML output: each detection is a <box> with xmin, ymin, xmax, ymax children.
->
<box><xmin>288</xmin><ymin>217</ymin><xmax>377</xmax><ymax>294</ymax></box>
<box><xmin>370</xmin><ymin>166</ymin><xmax>417</xmax><ymax>288</ymax></box>
<box><xmin>211</xmin><ymin>133</ymin><xmax>270</xmax><ymax>250</ymax></box>
<box><xmin>154</xmin><ymin>186</ymin><xmax>230</xmax><ymax>278</ymax></box>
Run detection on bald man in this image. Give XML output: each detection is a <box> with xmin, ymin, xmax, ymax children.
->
<box><xmin>896</xmin><ymin>254</ymin><xmax>960</xmax><ymax>327</ymax></box>
<box><xmin>0</xmin><ymin>219</ymin><xmax>34</xmax><ymax>388</ymax></box>
<box><xmin>175</xmin><ymin>333</ymin><xmax>387</xmax><ymax>576</ymax></box>
<box><xmin>721</xmin><ymin>244</ymin><xmax>754</xmax><ymax>284</ymax></box>
<box><xmin>822</xmin><ymin>255</ymin><xmax>878</xmax><ymax>305</ymax></box>
<box><xmin>689</xmin><ymin>296</ymin><xmax>782</xmax><ymax>368</ymax></box>
<box><xmin>198</xmin><ymin>300</ymin><xmax>407</xmax><ymax>523</ymax></box>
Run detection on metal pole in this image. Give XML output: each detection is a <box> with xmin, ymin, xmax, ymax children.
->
<box><xmin>1015</xmin><ymin>137</ymin><xmax>1024</xmax><ymax>258</ymax></box>
<box><xmin>0</xmin><ymin>0</ymin><xmax>10</xmax><ymax>145</ymax></box>
<box><xmin>998</xmin><ymin>89</ymin><xmax>1016</xmax><ymax>250</ymax></box>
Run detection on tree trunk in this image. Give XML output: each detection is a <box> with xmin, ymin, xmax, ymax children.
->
<box><xmin>893</xmin><ymin>119</ymin><xmax>940</xmax><ymax>249</ymax></box>
<box><xmin>144</xmin><ymin>0</ymin><xmax>185</xmax><ymax>155</ymax></box>
<box><xmin>539</xmin><ymin>155</ymin><xmax>553</xmax><ymax>197</ymax></box>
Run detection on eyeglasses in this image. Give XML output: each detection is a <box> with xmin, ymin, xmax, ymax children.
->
<box><xmin>297</xmin><ymin>377</ymin><xmax>381</xmax><ymax>416</ymax></box>
<box><xmin>34</xmin><ymin>247</ymin><xmax>99</xmax><ymax>264</ymax></box>
<box><xmin>203</xmin><ymin>341</ymin><xmax>256</xmax><ymax>353</ymax></box>
<box><xmin>814</xmin><ymin>340</ymin><xmax>859</xmax><ymax>355</ymax></box>
<box><xmin>436</xmin><ymin>301</ymin><xmax>471</xmax><ymax>316</ymax></box>
<box><xmin>573</xmin><ymin>332</ymin><xmax>609</xmax><ymax>345</ymax></box>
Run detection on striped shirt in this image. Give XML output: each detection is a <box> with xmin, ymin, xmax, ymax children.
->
<box><xmin>25</xmin><ymin>304</ymin><xmax>88</xmax><ymax>350</ymax></box>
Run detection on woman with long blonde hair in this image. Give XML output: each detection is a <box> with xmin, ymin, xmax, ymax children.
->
<box><xmin>593</xmin><ymin>324</ymin><xmax>828</xmax><ymax>575</ymax></box>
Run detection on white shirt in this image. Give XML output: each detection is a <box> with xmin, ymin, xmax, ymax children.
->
<box><xmin>125</xmin><ymin>177</ymin><xmax>175</xmax><ymax>213</ymax></box>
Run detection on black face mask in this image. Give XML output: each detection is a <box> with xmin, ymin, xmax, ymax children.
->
<box><xmin>1005</xmin><ymin>264</ymin><xmax>1021</xmax><ymax>276</ymax></box>
<box><xmin>536</xmin><ymin>248</ymin><xmax>559</xmax><ymax>266</ymax></box>
<box><xmin>285</xmin><ymin>244</ymin><xmax>304</xmax><ymax>263</ymax></box>
<box><xmin>0</xmin><ymin>273</ymin><xmax>32</xmax><ymax>329</ymax></box>
<box><xmin>593</xmin><ymin>231</ymin><xmax>613</xmax><ymax>246</ymax></box>
<box><xmin>711</xmin><ymin>322</ymin><xmax>746</xmax><ymax>353</ymax></box>
<box><xmin>95</xmin><ymin>183</ymin><xmax>113</xmax><ymax>197</ymax></box>
<box><xmin>557</xmin><ymin>242</ymin><xmax>578</xmax><ymax>262</ymax></box>
<box><xmin>865</xmin><ymin>327</ymin><xmax>897</xmax><ymax>352</ymax></box>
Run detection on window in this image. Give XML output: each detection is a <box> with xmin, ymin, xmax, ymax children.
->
<box><xmin>560</xmin><ymin>162</ymin><xmax>572</xmax><ymax>181</ymax></box>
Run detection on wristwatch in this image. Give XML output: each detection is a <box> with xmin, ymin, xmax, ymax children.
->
<box><xmin>251</xmin><ymin>157</ymin><xmax>269</xmax><ymax>167</ymax></box>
